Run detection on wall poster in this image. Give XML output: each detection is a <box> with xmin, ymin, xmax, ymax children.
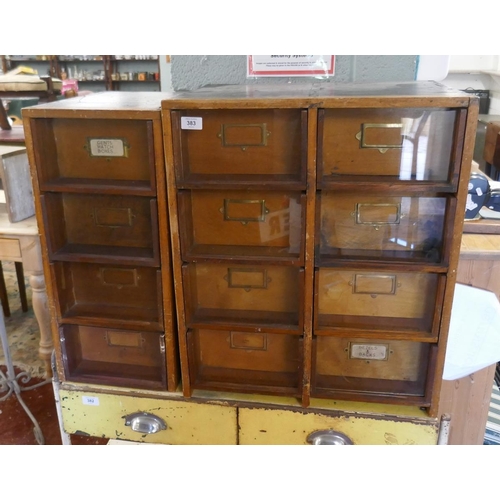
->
<box><xmin>247</xmin><ymin>55</ymin><xmax>335</xmax><ymax>77</ymax></box>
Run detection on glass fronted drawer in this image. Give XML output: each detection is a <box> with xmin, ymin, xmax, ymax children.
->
<box><xmin>51</xmin><ymin>262</ymin><xmax>163</xmax><ymax>331</ymax></box>
<box><xmin>178</xmin><ymin>189</ymin><xmax>304</xmax><ymax>262</ymax></box>
<box><xmin>319</xmin><ymin>107</ymin><xmax>462</xmax><ymax>188</ymax></box>
<box><xmin>313</xmin><ymin>336</ymin><xmax>432</xmax><ymax>399</ymax></box>
<box><xmin>171</xmin><ymin>109</ymin><xmax>306</xmax><ymax>186</ymax></box>
<box><xmin>318</xmin><ymin>192</ymin><xmax>449</xmax><ymax>264</ymax></box>
<box><xmin>182</xmin><ymin>262</ymin><xmax>303</xmax><ymax>331</ymax></box>
<box><xmin>187</xmin><ymin>328</ymin><xmax>301</xmax><ymax>395</ymax></box>
<box><xmin>31</xmin><ymin>118</ymin><xmax>156</xmax><ymax>194</ymax></box>
<box><xmin>41</xmin><ymin>193</ymin><xmax>159</xmax><ymax>265</ymax></box>
<box><xmin>315</xmin><ymin>268</ymin><xmax>444</xmax><ymax>337</ymax></box>
<box><xmin>60</xmin><ymin>325</ymin><xmax>166</xmax><ymax>390</ymax></box>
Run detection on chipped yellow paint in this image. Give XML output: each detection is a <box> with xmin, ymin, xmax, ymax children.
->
<box><xmin>59</xmin><ymin>385</ymin><xmax>438</xmax><ymax>445</ymax></box>
<box><xmin>192</xmin><ymin>389</ymin><xmax>430</xmax><ymax>418</ymax></box>
<box><xmin>59</xmin><ymin>390</ymin><xmax>237</xmax><ymax>445</ymax></box>
<box><xmin>238</xmin><ymin>407</ymin><xmax>439</xmax><ymax>445</ymax></box>
<box><xmin>61</xmin><ymin>382</ymin><xmax>430</xmax><ymax>419</ymax></box>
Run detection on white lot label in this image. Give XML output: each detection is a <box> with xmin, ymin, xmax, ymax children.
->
<box><xmin>89</xmin><ymin>138</ymin><xmax>125</xmax><ymax>157</ymax></box>
<box><xmin>350</xmin><ymin>344</ymin><xmax>388</xmax><ymax>360</ymax></box>
<box><xmin>181</xmin><ymin>117</ymin><xmax>203</xmax><ymax>130</ymax></box>
<box><xmin>82</xmin><ymin>396</ymin><xmax>100</xmax><ymax>406</ymax></box>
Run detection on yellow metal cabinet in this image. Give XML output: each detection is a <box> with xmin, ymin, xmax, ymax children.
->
<box><xmin>58</xmin><ymin>386</ymin><xmax>440</xmax><ymax>445</ymax></box>
<box><xmin>59</xmin><ymin>389</ymin><xmax>238</xmax><ymax>445</ymax></box>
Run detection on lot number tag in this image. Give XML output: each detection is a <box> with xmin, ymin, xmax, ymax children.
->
<box><xmin>82</xmin><ymin>396</ymin><xmax>100</xmax><ymax>406</ymax></box>
<box><xmin>181</xmin><ymin>117</ymin><xmax>203</xmax><ymax>130</ymax></box>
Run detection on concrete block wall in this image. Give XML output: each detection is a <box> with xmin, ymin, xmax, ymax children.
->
<box><xmin>170</xmin><ymin>55</ymin><xmax>418</xmax><ymax>91</ymax></box>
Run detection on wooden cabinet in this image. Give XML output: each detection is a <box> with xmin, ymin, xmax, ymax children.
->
<box><xmin>162</xmin><ymin>82</ymin><xmax>478</xmax><ymax>416</ymax></box>
<box><xmin>23</xmin><ymin>83</ymin><xmax>480</xmax><ymax>445</ymax></box>
<box><xmin>22</xmin><ymin>92</ymin><xmax>178</xmax><ymax>392</ymax></box>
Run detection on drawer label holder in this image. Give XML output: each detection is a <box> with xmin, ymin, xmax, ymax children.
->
<box><xmin>349</xmin><ymin>343</ymin><xmax>389</xmax><ymax>361</ymax></box>
<box><xmin>355</xmin><ymin>123</ymin><xmax>404</xmax><ymax>154</ymax></box>
<box><xmin>85</xmin><ymin>138</ymin><xmax>129</xmax><ymax>157</ymax></box>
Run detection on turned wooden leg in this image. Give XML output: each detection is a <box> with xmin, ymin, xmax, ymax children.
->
<box><xmin>29</xmin><ymin>271</ymin><xmax>53</xmax><ymax>378</ymax></box>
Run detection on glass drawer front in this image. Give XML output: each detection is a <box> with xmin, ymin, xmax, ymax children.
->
<box><xmin>187</xmin><ymin>329</ymin><xmax>301</xmax><ymax>394</ymax></box>
<box><xmin>61</xmin><ymin>325</ymin><xmax>166</xmax><ymax>390</ymax></box>
<box><xmin>316</xmin><ymin>268</ymin><xmax>442</xmax><ymax>336</ymax></box>
<box><xmin>52</xmin><ymin>262</ymin><xmax>163</xmax><ymax>331</ymax></box>
<box><xmin>42</xmin><ymin>193</ymin><xmax>158</xmax><ymax>265</ymax></box>
<box><xmin>313</xmin><ymin>337</ymin><xmax>430</xmax><ymax>397</ymax></box>
<box><xmin>183</xmin><ymin>263</ymin><xmax>302</xmax><ymax>330</ymax></box>
<box><xmin>173</xmin><ymin>109</ymin><xmax>306</xmax><ymax>183</ymax></box>
<box><xmin>320</xmin><ymin>108</ymin><xmax>458</xmax><ymax>182</ymax></box>
<box><xmin>178</xmin><ymin>189</ymin><xmax>304</xmax><ymax>261</ymax></box>
<box><xmin>33</xmin><ymin>118</ymin><xmax>155</xmax><ymax>190</ymax></box>
<box><xmin>319</xmin><ymin>192</ymin><xmax>447</xmax><ymax>263</ymax></box>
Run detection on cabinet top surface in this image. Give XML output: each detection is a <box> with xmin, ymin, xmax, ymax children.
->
<box><xmin>22</xmin><ymin>91</ymin><xmax>175</xmax><ymax>117</ymax></box>
<box><xmin>161</xmin><ymin>81</ymin><xmax>474</xmax><ymax>108</ymax></box>
<box><xmin>22</xmin><ymin>82</ymin><xmax>475</xmax><ymax>118</ymax></box>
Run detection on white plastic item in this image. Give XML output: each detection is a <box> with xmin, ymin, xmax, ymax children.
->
<box><xmin>416</xmin><ymin>55</ymin><xmax>450</xmax><ymax>81</ymax></box>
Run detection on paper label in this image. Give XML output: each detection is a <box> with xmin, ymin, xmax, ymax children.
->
<box><xmin>350</xmin><ymin>344</ymin><xmax>388</xmax><ymax>360</ymax></box>
<box><xmin>82</xmin><ymin>396</ymin><xmax>100</xmax><ymax>406</ymax></box>
<box><xmin>88</xmin><ymin>138</ymin><xmax>125</xmax><ymax>157</ymax></box>
<box><xmin>181</xmin><ymin>117</ymin><xmax>203</xmax><ymax>130</ymax></box>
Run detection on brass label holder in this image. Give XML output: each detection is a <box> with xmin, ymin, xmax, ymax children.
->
<box><xmin>220</xmin><ymin>199</ymin><xmax>269</xmax><ymax>225</ymax></box>
<box><xmin>355</xmin><ymin>123</ymin><xmax>404</xmax><ymax>153</ymax></box>
<box><xmin>91</xmin><ymin>207</ymin><xmax>134</xmax><ymax>228</ymax></box>
<box><xmin>217</xmin><ymin>123</ymin><xmax>270</xmax><ymax>151</ymax></box>
<box><xmin>350</xmin><ymin>274</ymin><xmax>400</xmax><ymax>296</ymax></box>
<box><xmin>230</xmin><ymin>331</ymin><xmax>268</xmax><ymax>351</ymax></box>
<box><xmin>353</xmin><ymin>203</ymin><xmax>402</xmax><ymax>228</ymax></box>
<box><xmin>99</xmin><ymin>267</ymin><xmax>138</xmax><ymax>288</ymax></box>
<box><xmin>84</xmin><ymin>137</ymin><xmax>130</xmax><ymax>157</ymax></box>
<box><xmin>105</xmin><ymin>330</ymin><xmax>145</xmax><ymax>349</ymax></box>
<box><xmin>224</xmin><ymin>268</ymin><xmax>271</xmax><ymax>292</ymax></box>
<box><xmin>348</xmin><ymin>342</ymin><xmax>390</xmax><ymax>361</ymax></box>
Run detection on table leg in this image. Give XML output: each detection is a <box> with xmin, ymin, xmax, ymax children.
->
<box><xmin>18</xmin><ymin>235</ymin><xmax>53</xmax><ymax>378</ymax></box>
<box><xmin>29</xmin><ymin>270</ymin><xmax>53</xmax><ymax>377</ymax></box>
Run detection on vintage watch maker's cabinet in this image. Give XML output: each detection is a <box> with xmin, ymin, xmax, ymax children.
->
<box><xmin>162</xmin><ymin>82</ymin><xmax>478</xmax><ymax>416</ymax></box>
<box><xmin>22</xmin><ymin>92</ymin><xmax>180</xmax><ymax>392</ymax></box>
<box><xmin>22</xmin><ymin>84</ymin><xmax>478</xmax><ymax>444</ymax></box>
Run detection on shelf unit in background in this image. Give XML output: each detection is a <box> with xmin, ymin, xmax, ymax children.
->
<box><xmin>1</xmin><ymin>55</ymin><xmax>161</xmax><ymax>92</ymax></box>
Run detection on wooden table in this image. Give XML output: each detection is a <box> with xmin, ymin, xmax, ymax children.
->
<box><xmin>0</xmin><ymin>201</ymin><xmax>52</xmax><ymax>376</ymax></box>
<box><xmin>438</xmin><ymin>232</ymin><xmax>500</xmax><ymax>444</ymax></box>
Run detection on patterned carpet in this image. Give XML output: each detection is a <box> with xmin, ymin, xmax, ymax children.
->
<box><xmin>0</xmin><ymin>261</ymin><xmax>46</xmax><ymax>378</ymax></box>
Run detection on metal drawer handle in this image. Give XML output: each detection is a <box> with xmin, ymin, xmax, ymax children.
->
<box><xmin>355</xmin><ymin>123</ymin><xmax>404</xmax><ymax>153</ymax></box>
<box><xmin>307</xmin><ymin>430</ymin><xmax>353</xmax><ymax>445</ymax></box>
<box><xmin>124</xmin><ymin>412</ymin><xmax>167</xmax><ymax>434</ymax></box>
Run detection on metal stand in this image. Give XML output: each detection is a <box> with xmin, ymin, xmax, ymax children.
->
<box><xmin>51</xmin><ymin>351</ymin><xmax>72</xmax><ymax>445</ymax></box>
<box><xmin>0</xmin><ymin>307</ymin><xmax>51</xmax><ymax>445</ymax></box>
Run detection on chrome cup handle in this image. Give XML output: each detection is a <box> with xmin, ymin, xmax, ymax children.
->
<box><xmin>307</xmin><ymin>430</ymin><xmax>353</xmax><ymax>445</ymax></box>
